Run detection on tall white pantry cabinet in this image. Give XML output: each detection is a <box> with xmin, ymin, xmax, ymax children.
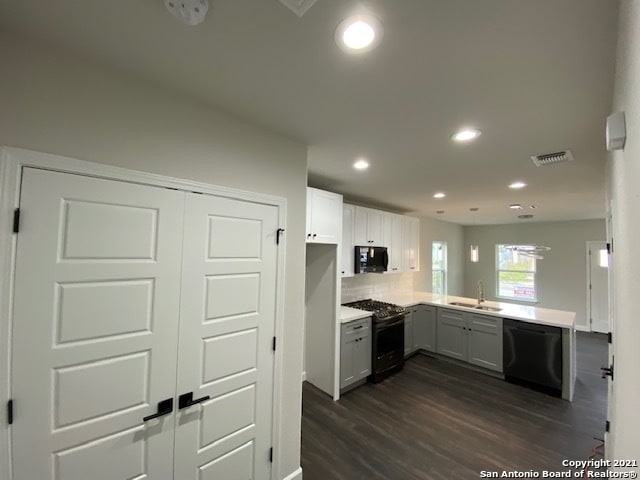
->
<box><xmin>0</xmin><ymin>148</ymin><xmax>286</xmax><ymax>480</ymax></box>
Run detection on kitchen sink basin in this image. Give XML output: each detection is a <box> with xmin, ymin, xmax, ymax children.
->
<box><xmin>448</xmin><ymin>301</ymin><xmax>478</xmax><ymax>308</ymax></box>
<box><xmin>448</xmin><ymin>301</ymin><xmax>502</xmax><ymax>312</ymax></box>
<box><xmin>474</xmin><ymin>305</ymin><xmax>502</xmax><ymax>312</ymax></box>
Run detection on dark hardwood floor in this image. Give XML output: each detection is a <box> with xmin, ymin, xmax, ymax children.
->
<box><xmin>301</xmin><ymin>332</ymin><xmax>607</xmax><ymax>480</ymax></box>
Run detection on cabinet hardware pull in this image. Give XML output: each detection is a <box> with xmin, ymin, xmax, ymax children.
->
<box><xmin>353</xmin><ymin>325</ymin><xmax>363</xmax><ymax>330</ymax></box>
<box><xmin>143</xmin><ymin>398</ymin><xmax>173</xmax><ymax>422</ymax></box>
<box><xmin>178</xmin><ymin>392</ymin><xmax>210</xmax><ymax>409</ymax></box>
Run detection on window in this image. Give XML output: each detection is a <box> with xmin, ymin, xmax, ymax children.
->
<box><xmin>432</xmin><ymin>241</ymin><xmax>447</xmax><ymax>295</ymax></box>
<box><xmin>496</xmin><ymin>244</ymin><xmax>537</xmax><ymax>301</ymax></box>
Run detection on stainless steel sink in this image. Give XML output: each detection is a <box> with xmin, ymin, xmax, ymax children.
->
<box><xmin>448</xmin><ymin>301</ymin><xmax>478</xmax><ymax>308</ymax></box>
<box><xmin>474</xmin><ymin>305</ymin><xmax>502</xmax><ymax>312</ymax></box>
<box><xmin>448</xmin><ymin>301</ymin><xmax>502</xmax><ymax>312</ymax></box>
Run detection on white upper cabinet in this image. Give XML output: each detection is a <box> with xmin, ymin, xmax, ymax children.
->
<box><xmin>354</xmin><ymin>206</ymin><xmax>384</xmax><ymax>246</ymax></box>
<box><xmin>403</xmin><ymin>216</ymin><xmax>420</xmax><ymax>272</ymax></box>
<box><xmin>383</xmin><ymin>212</ymin><xmax>404</xmax><ymax>273</ymax></box>
<box><xmin>306</xmin><ymin>187</ymin><xmax>343</xmax><ymax>244</ymax></box>
<box><xmin>341</xmin><ymin>204</ymin><xmax>355</xmax><ymax>277</ymax></box>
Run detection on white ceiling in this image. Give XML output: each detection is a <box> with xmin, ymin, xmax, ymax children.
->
<box><xmin>0</xmin><ymin>0</ymin><xmax>619</xmax><ymax>225</ymax></box>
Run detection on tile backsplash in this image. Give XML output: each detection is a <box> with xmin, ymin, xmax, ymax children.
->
<box><xmin>341</xmin><ymin>272</ymin><xmax>415</xmax><ymax>303</ymax></box>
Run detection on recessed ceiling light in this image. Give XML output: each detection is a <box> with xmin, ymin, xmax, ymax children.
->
<box><xmin>451</xmin><ymin>128</ymin><xmax>482</xmax><ymax>142</ymax></box>
<box><xmin>436</xmin><ymin>210</ymin><xmax>445</xmax><ymax>214</ymax></box>
<box><xmin>353</xmin><ymin>159</ymin><xmax>369</xmax><ymax>170</ymax></box>
<box><xmin>509</xmin><ymin>204</ymin><xmax>523</xmax><ymax>210</ymax></box>
<box><xmin>433</xmin><ymin>192</ymin><xmax>446</xmax><ymax>199</ymax></box>
<box><xmin>335</xmin><ymin>15</ymin><xmax>383</xmax><ymax>52</ymax></box>
<box><xmin>509</xmin><ymin>181</ymin><xmax>527</xmax><ymax>189</ymax></box>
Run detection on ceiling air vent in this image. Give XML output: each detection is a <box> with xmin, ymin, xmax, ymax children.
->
<box><xmin>279</xmin><ymin>0</ymin><xmax>318</xmax><ymax>16</ymax></box>
<box><xmin>531</xmin><ymin>150</ymin><xmax>574</xmax><ymax>167</ymax></box>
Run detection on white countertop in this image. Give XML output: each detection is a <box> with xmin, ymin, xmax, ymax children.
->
<box><xmin>340</xmin><ymin>306</ymin><xmax>373</xmax><ymax>323</ymax></box>
<box><xmin>341</xmin><ymin>291</ymin><xmax>575</xmax><ymax>329</ymax></box>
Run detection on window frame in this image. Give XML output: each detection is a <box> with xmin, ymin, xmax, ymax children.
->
<box><xmin>431</xmin><ymin>241</ymin><xmax>447</xmax><ymax>295</ymax></box>
<box><xmin>495</xmin><ymin>244</ymin><xmax>538</xmax><ymax>303</ymax></box>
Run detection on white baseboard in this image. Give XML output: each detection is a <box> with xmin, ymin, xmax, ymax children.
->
<box><xmin>282</xmin><ymin>466</ymin><xmax>303</xmax><ymax>480</ymax></box>
<box><xmin>301</xmin><ymin>371</ymin><xmax>306</xmax><ymax>382</ymax></box>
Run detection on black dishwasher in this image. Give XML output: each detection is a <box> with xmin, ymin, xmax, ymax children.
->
<box><xmin>503</xmin><ymin>319</ymin><xmax>563</xmax><ymax>396</ymax></box>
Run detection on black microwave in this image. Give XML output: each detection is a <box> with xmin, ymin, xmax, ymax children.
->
<box><xmin>354</xmin><ymin>246</ymin><xmax>388</xmax><ymax>274</ymax></box>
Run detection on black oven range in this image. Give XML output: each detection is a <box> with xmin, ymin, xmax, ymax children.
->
<box><xmin>342</xmin><ymin>299</ymin><xmax>406</xmax><ymax>383</ymax></box>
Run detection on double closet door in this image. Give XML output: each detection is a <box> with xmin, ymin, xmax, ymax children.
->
<box><xmin>11</xmin><ymin>167</ymin><xmax>280</xmax><ymax>479</ymax></box>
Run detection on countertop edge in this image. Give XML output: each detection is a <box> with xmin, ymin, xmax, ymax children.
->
<box><xmin>340</xmin><ymin>292</ymin><xmax>575</xmax><ymax>329</ymax></box>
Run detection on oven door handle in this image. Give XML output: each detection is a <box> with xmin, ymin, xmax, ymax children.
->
<box><xmin>376</xmin><ymin>314</ymin><xmax>405</xmax><ymax>329</ymax></box>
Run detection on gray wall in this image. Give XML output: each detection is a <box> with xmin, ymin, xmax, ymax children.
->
<box><xmin>416</xmin><ymin>216</ymin><xmax>465</xmax><ymax>296</ymax></box>
<box><xmin>463</xmin><ymin>220</ymin><xmax>605</xmax><ymax>330</ymax></box>
<box><xmin>606</xmin><ymin>0</ymin><xmax>640</xmax><ymax>462</ymax></box>
<box><xmin>0</xmin><ymin>33</ymin><xmax>307</xmax><ymax>478</ymax></box>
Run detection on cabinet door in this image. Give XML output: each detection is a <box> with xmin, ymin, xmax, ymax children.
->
<box><xmin>403</xmin><ymin>216</ymin><xmax>420</xmax><ymax>272</ymax></box>
<box><xmin>437</xmin><ymin>308</ymin><xmax>467</xmax><ymax>360</ymax></box>
<box><xmin>354</xmin><ymin>333</ymin><xmax>372</xmax><ymax>381</ymax></box>
<box><xmin>340</xmin><ymin>336</ymin><xmax>356</xmax><ymax>388</ymax></box>
<box><xmin>367</xmin><ymin>209</ymin><xmax>384</xmax><ymax>245</ymax></box>
<box><xmin>467</xmin><ymin>313</ymin><xmax>503</xmax><ymax>372</ymax></box>
<box><xmin>354</xmin><ymin>206</ymin><xmax>370</xmax><ymax>246</ymax></box>
<box><xmin>342</xmin><ymin>204</ymin><xmax>355</xmax><ymax>277</ymax></box>
<box><xmin>404</xmin><ymin>311</ymin><xmax>414</xmax><ymax>357</ymax></box>
<box><xmin>307</xmin><ymin>187</ymin><xmax>342</xmax><ymax>244</ymax></box>
<box><xmin>413</xmin><ymin>305</ymin><xmax>437</xmax><ymax>352</ymax></box>
<box><xmin>383</xmin><ymin>212</ymin><xmax>404</xmax><ymax>273</ymax></box>
<box><xmin>354</xmin><ymin>206</ymin><xmax>383</xmax><ymax>246</ymax></box>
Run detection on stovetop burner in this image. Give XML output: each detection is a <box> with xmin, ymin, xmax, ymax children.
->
<box><xmin>343</xmin><ymin>299</ymin><xmax>406</xmax><ymax>319</ymax></box>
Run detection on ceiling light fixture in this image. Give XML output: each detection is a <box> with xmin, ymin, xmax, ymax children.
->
<box><xmin>509</xmin><ymin>181</ymin><xmax>527</xmax><ymax>189</ymax></box>
<box><xmin>353</xmin><ymin>159</ymin><xmax>369</xmax><ymax>170</ymax></box>
<box><xmin>509</xmin><ymin>204</ymin><xmax>523</xmax><ymax>210</ymax></box>
<box><xmin>504</xmin><ymin>244</ymin><xmax>550</xmax><ymax>259</ymax></box>
<box><xmin>469</xmin><ymin>207</ymin><xmax>479</xmax><ymax>263</ymax></box>
<box><xmin>335</xmin><ymin>15</ymin><xmax>383</xmax><ymax>52</ymax></box>
<box><xmin>433</xmin><ymin>192</ymin><xmax>446</xmax><ymax>199</ymax></box>
<box><xmin>164</xmin><ymin>0</ymin><xmax>209</xmax><ymax>26</ymax></box>
<box><xmin>451</xmin><ymin>128</ymin><xmax>482</xmax><ymax>142</ymax></box>
<box><xmin>436</xmin><ymin>210</ymin><xmax>445</xmax><ymax>214</ymax></box>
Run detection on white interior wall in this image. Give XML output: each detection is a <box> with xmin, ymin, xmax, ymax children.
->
<box><xmin>463</xmin><ymin>220</ymin><xmax>605</xmax><ymax>330</ymax></box>
<box><xmin>304</xmin><ymin>244</ymin><xmax>337</xmax><ymax>396</ymax></box>
<box><xmin>0</xmin><ymin>33</ymin><xmax>307</xmax><ymax>478</ymax></box>
<box><xmin>416</xmin><ymin>216</ymin><xmax>465</xmax><ymax>296</ymax></box>
<box><xmin>606</xmin><ymin>0</ymin><xmax>640</xmax><ymax>464</ymax></box>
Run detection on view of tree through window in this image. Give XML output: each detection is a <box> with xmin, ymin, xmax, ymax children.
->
<box><xmin>496</xmin><ymin>244</ymin><xmax>537</xmax><ymax>301</ymax></box>
<box><xmin>432</xmin><ymin>242</ymin><xmax>447</xmax><ymax>295</ymax></box>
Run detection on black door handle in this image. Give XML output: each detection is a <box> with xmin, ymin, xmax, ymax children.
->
<box><xmin>178</xmin><ymin>392</ymin><xmax>211</xmax><ymax>409</ymax></box>
<box><xmin>601</xmin><ymin>366</ymin><xmax>614</xmax><ymax>380</ymax></box>
<box><xmin>143</xmin><ymin>398</ymin><xmax>173</xmax><ymax>422</ymax></box>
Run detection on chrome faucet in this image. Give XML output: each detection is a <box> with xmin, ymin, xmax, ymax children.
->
<box><xmin>477</xmin><ymin>281</ymin><xmax>485</xmax><ymax>305</ymax></box>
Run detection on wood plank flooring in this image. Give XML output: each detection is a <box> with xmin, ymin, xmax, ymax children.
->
<box><xmin>301</xmin><ymin>332</ymin><xmax>607</xmax><ymax>480</ymax></box>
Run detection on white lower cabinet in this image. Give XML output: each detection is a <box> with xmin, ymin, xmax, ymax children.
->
<box><xmin>436</xmin><ymin>308</ymin><xmax>503</xmax><ymax>372</ymax></box>
<box><xmin>404</xmin><ymin>310</ymin><xmax>414</xmax><ymax>357</ymax></box>
<box><xmin>413</xmin><ymin>305</ymin><xmax>437</xmax><ymax>353</ymax></box>
<box><xmin>340</xmin><ymin>318</ymin><xmax>372</xmax><ymax>390</ymax></box>
<box><xmin>11</xmin><ymin>167</ymin><xmax>280</xmax><ymax>479</ymax></box>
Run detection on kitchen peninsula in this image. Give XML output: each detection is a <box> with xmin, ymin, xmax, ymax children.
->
<box><xmin>340</xmin><ymin>292</ymin><xmax>576</xmax><ymax>401</ymax></box>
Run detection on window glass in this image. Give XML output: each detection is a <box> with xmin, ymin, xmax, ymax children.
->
<box><xmin>432</xmin><ymin>242</ymin><xmax>447</xmax><ymax>295</ymax></box>
<box><xmin>496</xmin><ymin>245</ymin><xmax>537</xmax><ymax>301</ymax></box>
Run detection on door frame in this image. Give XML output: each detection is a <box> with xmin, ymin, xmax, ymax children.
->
<box><xmin>586</xmin><ymin>240</ymin><xmax>610</xmax><ymax>333</ymax></box>
<box><xmin>0</xmin><ymin>146</ymin><xmax>288</xmax><ymax>480</ymax></box>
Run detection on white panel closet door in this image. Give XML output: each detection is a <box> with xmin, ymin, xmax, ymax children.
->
<box><xmin>173</xmin><ymin>193</ymin><xmax>278</xmax><ymax>480</ymax></box>
<box><xmin>11</xmin><ymin>167</ymin><xmax>184</xmax><ymax>479</ymax></box>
